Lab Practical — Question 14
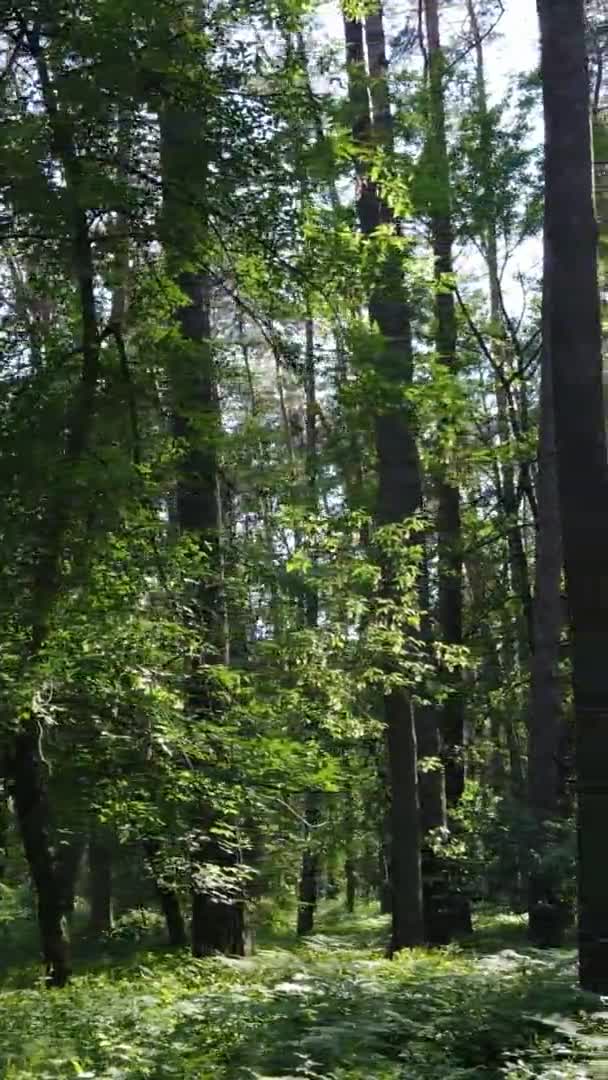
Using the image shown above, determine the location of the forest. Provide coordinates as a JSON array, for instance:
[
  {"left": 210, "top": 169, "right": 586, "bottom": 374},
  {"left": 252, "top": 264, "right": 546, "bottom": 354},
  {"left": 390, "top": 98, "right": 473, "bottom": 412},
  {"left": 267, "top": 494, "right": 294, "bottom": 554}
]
[{"left": 0, "top": 0, "right": 607, "bottom": 1076}]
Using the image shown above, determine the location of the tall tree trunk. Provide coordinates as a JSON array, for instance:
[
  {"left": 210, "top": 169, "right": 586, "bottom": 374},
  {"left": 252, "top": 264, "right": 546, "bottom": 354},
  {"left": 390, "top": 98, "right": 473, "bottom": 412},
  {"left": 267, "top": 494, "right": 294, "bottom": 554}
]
[
  {"left": 144, "top": 840, "right": 187, "bottom": 946},
  {"left": 9, "top": 27, "right": 103, "bottom": 987},
  {"left": 11, "top": 737, "right": 71, "bottom": 986},
  {"left": 467, "top": 0, "right": 533, "bottom": 669},
  {"left": 537, "top": 0, "right": 608, "bottom": 992},
  {"left": 344, "top": 9, "right": 424, "bottom": 951},
  {"left": 158, "top": 887, "right": 187, "bottom": 947},
  {"left": 423, "top": 0, "right": 465, "bottom": 810},
  {"left": 297, "top": 804, "right": 320, "bottom": 937},
  {"left": 160, "top": 103, "right": 245, "bottom": 958},
  {"left": 88, "top": 833, "right": 113, "bottom": 937},
  {"left": 528, "top": 268, "right": 568, "bottom": 946},
  {"left": 296, "top": 317, "right": 322, "bottom": 937},
  {"left": 0, "top": 781, "right": 8, "bottom": 880},
  {"left": 55, "top": 835, "right": 85, "bottom": 926},
  {"left": 420, "top": 0, "right": 471, "bottom": 940}
]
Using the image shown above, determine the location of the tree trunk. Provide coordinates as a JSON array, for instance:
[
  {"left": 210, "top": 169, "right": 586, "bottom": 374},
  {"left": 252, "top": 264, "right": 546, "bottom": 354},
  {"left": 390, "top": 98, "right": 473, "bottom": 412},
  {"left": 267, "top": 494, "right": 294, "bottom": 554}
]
[
  {"left": 144, "top": 840, "right": 187, "bottom": 946},
  {"left": 467, "top": 0, "right": 534, "bottom": 669},
  {"left": 160, "top": 104, "right": 245, "bottom": 958},
  {"left": 0, "top": 781, "right": 8, "bottom": 880},
  {"left": 417, "top": 558, "right": 455, "bottom": 942},
  {"left": 8, "top": 27, "right": 103, "bottom": 988},
  {"left": 296, "top": 316, "right": 322, "bottom": 938},
  {"left": 528, "top": 277, "right": 568, "bottom": 946},
  {"left": 297, "top": 830, "right": 319, "bottom": 936},
  {"left": 345, "top": 857, "right": 357, "bottom": 914},
  {"left": 537, "top": 0, "right": 608, "bottom": 992},
  {"left": 344, "top": 5, "right": 424, "bottom": 954},
  {"left": 88, "top": 834, "right": 113, "bottom": 937},
  {"left": 418, "top": 0, "right": 471, "bottom": 940},
  {"left": 11, "top": 732, "right": 70, "bottom": 987},
  {"left": 423, "top": 0, "right": 465, "bottom": 811},
  {"left": 55, "top": 835, "right": 85, "bottom": 925},
  {"left": 158, "top": 886, "right": 187, "bottom": 947}
]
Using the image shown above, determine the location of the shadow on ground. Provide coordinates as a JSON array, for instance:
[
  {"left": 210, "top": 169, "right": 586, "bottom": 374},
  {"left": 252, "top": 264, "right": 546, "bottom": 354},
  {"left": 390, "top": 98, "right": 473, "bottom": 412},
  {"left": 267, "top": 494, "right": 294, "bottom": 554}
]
[{"left": 0, "top": 903, "right": 599, "bottom": 1079}]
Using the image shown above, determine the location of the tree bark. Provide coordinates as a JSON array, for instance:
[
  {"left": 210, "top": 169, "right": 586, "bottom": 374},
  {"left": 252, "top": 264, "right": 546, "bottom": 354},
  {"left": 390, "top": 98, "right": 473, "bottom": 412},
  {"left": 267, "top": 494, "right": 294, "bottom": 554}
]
[
  {"left": 296, "top": 316, "right": 322, "bottom": 938},
  {"left": 423, "top": 0, "right": 465, "bottom": 810},
  {"left": 158, "top": 886, "right": 187, "bottom": 947},
  {"left": 344, "top": 9, "right": 425, "bottom": 951},
  {"left": 144, "top": 840, "right": 187, "bottom": 946},
  {"left": 0, "top": 781, "right": 8, "bottom": 880},
  {"left": 9, "top": 26, "right": 103, "bottom": 988},
  {"left": 11, "top": 734, "right": 70, "bottom": 987},
  {"left": 527, "top": 268, "right": 568, "bottom": 946},
  {"left": 88, "top": 834, "right": 113, "bottom": 937},
  {"left": 55, "top": 835, "right": 85, "bottom": 925},
  {"left": 160, "top": 104, "right": 245, "bottom": 958},
  {"left": 297, "top": 820, "right": 320, "bottom": 936},
  {"left": 345, "top": 856, "right": 357, "bottom": 914},
  {"left": 537, "top": 0, "right": 608, "bottom": 992},
  {"left": 466, "top": 0, "right": 534, "bottom": 670}
]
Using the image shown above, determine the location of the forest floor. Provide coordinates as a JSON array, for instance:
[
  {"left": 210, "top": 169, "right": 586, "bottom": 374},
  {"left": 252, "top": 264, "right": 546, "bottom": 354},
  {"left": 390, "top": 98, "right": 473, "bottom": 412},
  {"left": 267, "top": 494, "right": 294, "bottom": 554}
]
[{"left": 1, "top": 904, "right": 608, "bottom": 1079}]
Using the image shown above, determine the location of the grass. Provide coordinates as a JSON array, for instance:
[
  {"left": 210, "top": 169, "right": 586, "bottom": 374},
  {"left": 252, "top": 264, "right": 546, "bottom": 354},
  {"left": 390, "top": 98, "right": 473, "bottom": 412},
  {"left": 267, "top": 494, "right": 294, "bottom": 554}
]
[{"left": 0, "top": 902, "right": 604, "bottom": 1079}]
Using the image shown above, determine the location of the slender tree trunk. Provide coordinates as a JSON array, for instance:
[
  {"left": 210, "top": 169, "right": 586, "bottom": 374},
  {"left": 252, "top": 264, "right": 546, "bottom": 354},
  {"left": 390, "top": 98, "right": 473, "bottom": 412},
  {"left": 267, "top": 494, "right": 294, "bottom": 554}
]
[
  {"left": 344, "top": 9, "right": 424, "bottom": 951},
  {"left": 11, "top": 736, "right": 70, "bottom": 986},
  {"left": 160, "top": 104, "right": 245, "bottom": 958},
  {"left": 55, "top": 836, "right": 85, "bottom": 926},
  {"left": 344, "top": 782, "right": 357, "bottom": 914},
  {"left": 537, "top": 0, "right": 608, "bottom": 992},
  {"left": 144, "top": 840, "right": 187, "bottom": 946},
  {"left": 345, "top": 857, "right": 357, "bottom": 914},
  {"left": 88, "top": 834, "right": 113, "bottom": 937},
  {"left": 9, "top": 28, "right": 102, "bottom": 987},
  {"left": 0, "top": 780, "right": 8, "bottom": 880},
  {"left": 423, "top": 0, "right": 465, "bottom": 810},
  {"left": 297, "top": 804, "right": 320, "bottom": 937},
  {"left": 528, "top": 270, "right": 568, "bottom": 946},
  {"left": 419, "top": 0, "right": 471, "bottom": 940},
  {"left": 158, "top": 887, "right": 187, "bottom": 947},
  {"left": 296, "top": 316, "right": 322, "bottom": 937},
  {"left": 467, "top": 0, "right": 533, "bottom": 668}
]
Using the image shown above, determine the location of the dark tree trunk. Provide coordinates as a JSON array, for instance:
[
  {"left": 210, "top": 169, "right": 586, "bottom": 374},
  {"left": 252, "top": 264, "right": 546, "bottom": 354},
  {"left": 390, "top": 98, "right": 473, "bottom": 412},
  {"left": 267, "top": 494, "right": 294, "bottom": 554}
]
[
  {"left": 192, "top": 894, "right": 246, "bottom": 957},
  {"left": 344, "top": 786, "right": 357, "bottom": 914},
  {"left": 417, "top": 562, "right": 452, "bottom": 943},
  {"left": 423, "top": 0, "right": 465, "bottom": 810},
  {"left": 419, "top": 0, "right": 471, "bottom": 941},
  {"left": 344, "top": 6, "right": 424, "bottom": 953},
  {"left": 297, "top": 844, "right": 319, "bottom": 936},
  {"left": 296, "top": 317, "right": 322, "bottom": 938},
  {"left": 0, "top": 781, "right": 8, "bottom": 880},
  {"left": 144, "top": 840, "right": 187, "bottom": 946},
  {"left": 88, "top": 835, "right": 113, "bottom": 937},
  {"left": 528, "top": 274, "right": 569, "bottom": 946},
  {"left": 537, "top": 0, "right": 608, "bottom": 992},
  {"left": 467, "top": 0, "right": 534, "bottom": 667},
  {"left": 378, "top": 828, "right": 392, "bottom": 914},
  {"left": 160, "top": 105, "right": 245, "bottom": 959},
  {"left": 8, "top": 29, "right": 102, "bottom": 989},
  {"left": 55, "top": 835, "right": 85, "bottom": 924},
  {"left": 345, "top": 856, "right": 357, "bottom": 914},
  {"left": 11, "top": 731, "right": 70, "bottom": 988},
  {"left": 157, "top": 886, "right": 187, "bottom": 947}
]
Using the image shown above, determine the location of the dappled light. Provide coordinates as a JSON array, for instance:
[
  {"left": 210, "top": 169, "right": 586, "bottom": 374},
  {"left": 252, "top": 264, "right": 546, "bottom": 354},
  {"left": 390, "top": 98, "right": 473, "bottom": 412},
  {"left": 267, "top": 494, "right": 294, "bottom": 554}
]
[{"left": 0, "top": 0, "right": 606, "bottom": 1075}]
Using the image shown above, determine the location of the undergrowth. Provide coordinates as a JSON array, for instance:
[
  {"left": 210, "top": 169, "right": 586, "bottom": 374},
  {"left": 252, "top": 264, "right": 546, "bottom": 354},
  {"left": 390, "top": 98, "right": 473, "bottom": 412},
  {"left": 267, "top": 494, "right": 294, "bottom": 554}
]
[{"left": 0, "top": 905, "right": 600, "bottom": 1080}]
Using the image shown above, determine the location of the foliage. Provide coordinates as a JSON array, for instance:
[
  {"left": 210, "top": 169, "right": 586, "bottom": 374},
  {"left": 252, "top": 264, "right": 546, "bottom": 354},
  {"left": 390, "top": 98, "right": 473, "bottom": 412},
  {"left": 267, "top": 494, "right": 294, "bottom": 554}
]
[{"left": 0, "top": 907, "right": 597, "bottom": 1080}]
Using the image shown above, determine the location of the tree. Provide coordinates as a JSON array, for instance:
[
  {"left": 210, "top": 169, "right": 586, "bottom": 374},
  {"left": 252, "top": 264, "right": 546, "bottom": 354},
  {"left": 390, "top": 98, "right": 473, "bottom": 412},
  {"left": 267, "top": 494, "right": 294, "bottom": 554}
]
[
  {"left": 537, "top": 0, "right": 608, "bottom": 991},
  {"left": 423, "top": 0, "right": 465, "bottom": 812},
  {"left": 343, "top": 7, "right": 424, "bottom": 951}
]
